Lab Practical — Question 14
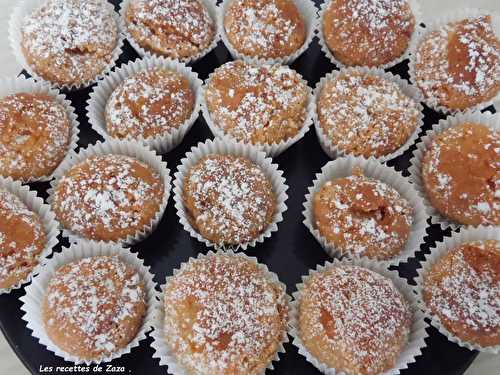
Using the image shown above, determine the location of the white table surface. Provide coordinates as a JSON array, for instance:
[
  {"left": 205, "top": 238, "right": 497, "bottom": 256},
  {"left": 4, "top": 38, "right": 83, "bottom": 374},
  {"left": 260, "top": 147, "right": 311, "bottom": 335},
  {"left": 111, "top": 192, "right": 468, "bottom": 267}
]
[{"left": 0, "top": 0, "right": 498, "bottom": 374}]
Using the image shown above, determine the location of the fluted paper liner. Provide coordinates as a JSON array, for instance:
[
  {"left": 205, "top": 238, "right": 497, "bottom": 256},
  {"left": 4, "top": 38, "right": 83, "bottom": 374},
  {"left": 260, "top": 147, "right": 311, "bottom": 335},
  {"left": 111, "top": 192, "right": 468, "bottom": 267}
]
[
  {"left": 312, "top": 67, "right": 424, "bottom": 162},
  {"left": 408, "top": 110, "right": 500, "bottom": 230},
  {"left": 19, "top": 241, "right": 160, "bottom": 364},
  {"left": 173, "top": 138, "right": 289, "bottom": 251},
  {"left": 9, "top": 0, "right": 124, "bottom": 91},
  {"left": 150, "top": 249, "right": 291, "bottom": 374},
  {"left": 415, "top": 226, "right": 500, "bottom": 353},
  {"left": 87, "top": 56, "right": 203, "bottom": 154},
  {"left": 47, "top": 140, "right": 171, "bottom": 246},
  {"left": 303, "top": 156, "right": 428, "bottom": 266},
  {"left": 219, "top": 0, "right": 318, "bottom": 65},
  {"left": 0, "top": 176, "right": 59, "bottom": 294},
  {"left": 290, "top": 258, "right": 428, "bottom": 375}
]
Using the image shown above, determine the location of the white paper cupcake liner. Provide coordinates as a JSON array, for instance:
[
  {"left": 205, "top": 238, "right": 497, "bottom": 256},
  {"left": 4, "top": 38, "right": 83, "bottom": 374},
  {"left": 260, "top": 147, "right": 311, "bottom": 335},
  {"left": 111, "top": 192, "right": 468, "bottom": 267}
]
[
  {"left": 317, "top": 0, "right": 423, "bottom": 70},
  {"left": 46, "top": 140, "right": 172, "bottom": 246},
  {"left": 290, "top": 258, "right": 428, "bottom": 375},
  {"left": 312, "top": 67, "right": 425, "bottom": 162},
  {"left": 19, "top": 241, "right": 160, "bottom": 364},
  {"left": 408, "top": 110, "right": 500, "bottom": 230},
  {"left": 218, "top": 0, "right": 318, "bottom": 65},
  {"left": 119, "top": 0, "right": 220, "bottom": 65},
  {"left": 150, "top": 249, "right": 291, "bottom": 374},
  {"left": 9, "top": 0, "right": 124, "bottom": 91},
  {"left": 302, "top": 156, "right": 428, "bottom": 266},
  {"left": 414, "top": 226, "right": 500, "bottom": 353},
  {"left": 201, "top": 65, "right": 314, "bottom": 157},
  {"left": 408, "top": 8, "right": 500, "bottom": 114},
  {"left": 0, "top": 176, "right": 59, "bottom": 295},
  {"left": 86, "top": 56, "right": 203, "bottom": 154},
  {"left": 0, "top": 76, "right": 80, "bottom": 183},
  {"left": 173, "top": 138, "right": 289, "bottom": 251}
]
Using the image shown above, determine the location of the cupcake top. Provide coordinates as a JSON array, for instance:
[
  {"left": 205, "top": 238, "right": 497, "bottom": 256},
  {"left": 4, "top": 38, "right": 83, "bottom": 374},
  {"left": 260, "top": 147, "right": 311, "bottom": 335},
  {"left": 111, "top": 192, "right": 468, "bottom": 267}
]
[
  {"left": 105, "top": 67, "right": 195, "bottom": 140},
  {"left": 125, "top": 0, "right": 216, "bottom": 60},
  {"left": 21, "top": 0, "right": 118, "bottom": 86},
  {"left": 182, "top": 154, "right": 276, "bottom": 246},
  {"left": 42, "top": 255, "right": 146, "bottom": 360},
  {"left": 0, "top": 93, "right": 71, "bottom": 181},
  {"left": 298, "top": 264, "right": 412, "bottom": 375},
  {"left": 0, "top": 188, "right": 46, "bottom": 290},
  {"left": 422, "top": 123, "right": 499, "bottom": 226},
  {"left": 317, "top": 70, "right": 420, "bottom": 158},
  {"left": 205, "top": 61, "right": 309, "bottom": 146},
  {"left": 322, "top": 0, "right": 416, "bottom": 67},
  {"left": 163, "top": 253, "right": 288, "bottom": 374},
  {"left": 423, "top": 240, "right": 500, "bottom": 348},
  {"left": 223, "top": 0, "right": 306, "bottom": 60},
  {"left": 313, "top": 167, "right": 413, "bottom": 260},
  {"left": 414, "top": 15, "right": 500, "bottom": 111},
  {"left": 52, "top": 154, "right": 164, "bottom": 242}
]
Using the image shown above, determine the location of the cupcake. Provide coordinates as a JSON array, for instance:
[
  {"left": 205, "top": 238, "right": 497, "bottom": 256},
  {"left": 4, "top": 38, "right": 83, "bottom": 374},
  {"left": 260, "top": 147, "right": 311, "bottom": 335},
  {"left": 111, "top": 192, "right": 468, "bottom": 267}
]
[
  {"left": 313, "top": 166, "right": 413, "bottom": 261},
  {"left": 321, "top": 0, "right": 417, "bottom": 67},
  {"left": 422, "top": 240, "right": 500, "bottom": 348},
  {"left": 51, "top": 154, "right": 165, "bottom": 242},
  {"left": 421, "top": 123, "right": 499, "bottom": 226},
  {"left": 0, "top": 188, "right": 47, "bottom": 290},
  {"left": 295, "top": 263, "right": 412, "bottom": 375},
  {"left": 124, "top": 0, "right": 216, "bottom": 61},
  {"left": 20, "top": 0, "right": 119, "bottom": 87},
  {"left": 315, "top": 69, "right": 421, "bottom": 160},
  {"left": 204, "top": 60, "right": 310, "bottom": 153},
  {"left": 412, "top": 15, "right": 500, "bottom": 112},
  {"left": 0, "top": 93, "right": 71, "bottom": 181},
  {"left": 223, "top": 0, "right": 306, "bottom": 61},
  {"left": 162, "top": 252, "right": 289, "bottom": 374},
  {"left": 42, "top": 255, "right": 147, "bottom": 360},
  {"left": 182, "top": 154, "right": 276, "bottom": 246},
  {"left": 105, "top": 67, "right": 195, "bottom": 140}
]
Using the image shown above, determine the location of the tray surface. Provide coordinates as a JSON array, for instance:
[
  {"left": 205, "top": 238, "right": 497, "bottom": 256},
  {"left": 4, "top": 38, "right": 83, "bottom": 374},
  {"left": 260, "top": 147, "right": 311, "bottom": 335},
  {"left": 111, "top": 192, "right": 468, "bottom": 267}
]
[{"left": 0, "top": 0, "right": 493, "bottom": 374}]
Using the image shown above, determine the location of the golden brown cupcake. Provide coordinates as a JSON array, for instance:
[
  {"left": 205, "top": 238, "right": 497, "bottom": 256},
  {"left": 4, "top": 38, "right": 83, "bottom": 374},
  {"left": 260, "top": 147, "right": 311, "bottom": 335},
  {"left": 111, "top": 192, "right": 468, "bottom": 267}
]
[
  {"left": 313, "top": 167, "right": 413, "bottom": 260},
  {"left": 205, "top": 61, "right": 309, "bottom": 146},
  {"left": 125, "top": 0, "right": 216, "bottom": 60},
  {"left": 422, "top": 240, "right": 500, "bottom": 348},
  {"left": 163, "top": 253, "right": 289, "bottom": 374},
  {"left": 421, "top": 123, "right": 499, "bottom": 226},
  {"left": 182, "top": 154, "right": 275, "bottom": 246},
  {"left": 0, "top": 93, "right": 71, "bottom": 181},
  {"left": 51, "top": 154, "right": 164, "bottom": 242},
  {"left": 414, "top": 16, "right": 500, "bottom": 111},
  {"left": 105, "top": 68, "right": 195, "bottom": 140},
  {"left": 0, "top": 188, "right": 46, "bottom": 290},
  {"left": 21, "top": 0, "right": 119, "bottom": 86},
  {"left": 224, "top": 0, "right": 306, "bottom": 60},
  {"left": 298, "top": 264, "right": 412, "bottom": 375},
  {"left": 322, "top": 0, "right": 416, "bottom": 67},
  {"left": 42, "top": 255, "right": 146, "bottom": 359},
  {"left": 317, "top": 70, "right": 420, "bottom": 158}
]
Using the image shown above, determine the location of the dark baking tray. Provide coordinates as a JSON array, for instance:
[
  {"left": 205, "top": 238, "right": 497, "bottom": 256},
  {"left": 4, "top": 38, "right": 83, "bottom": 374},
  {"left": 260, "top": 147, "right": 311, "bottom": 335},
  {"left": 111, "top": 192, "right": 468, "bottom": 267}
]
[{"left": 0, "top": 1, "right": 494, "bottom": 374}]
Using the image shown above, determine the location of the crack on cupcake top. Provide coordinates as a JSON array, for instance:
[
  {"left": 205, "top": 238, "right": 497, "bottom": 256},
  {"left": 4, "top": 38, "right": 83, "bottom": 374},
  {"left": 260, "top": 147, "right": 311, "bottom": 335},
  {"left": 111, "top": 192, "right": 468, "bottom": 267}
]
[
  {"left": 422, "top": 123, "right": 499, "bottom": 226},
  {"left": 318, "top": 71, "right": 420, "bottom": 158},
  {"left": 415, "top": 15, "right": 500, "bottom": 110},
  {"left": 105, "top": 67, "right": 195, "bottom": 140},
  {"left": 299, "top": 265, "right": 411, "bottom": 375},
  {"left": 0, "top": 188, "right": 46, "bottom": 289},
  {"left": 205, "top": 61, "right": 308, "bottom": 145},
  {"left": 42, "top": 255, "right": 146, "bottom": 359},
  {"left": 0, "top": 93, "right": 71, "bottom": 181},
  {"left": 163, "top": 253, "right": 288, "bottom": 374},
  {"left": 21, "top": 0, "right": 118, "bottom": 85},
  {"left": 183, "top": 154, "right": 276, "bottom": 246}
]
